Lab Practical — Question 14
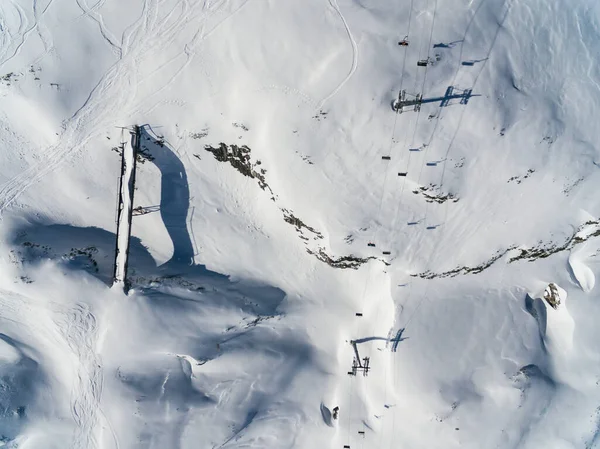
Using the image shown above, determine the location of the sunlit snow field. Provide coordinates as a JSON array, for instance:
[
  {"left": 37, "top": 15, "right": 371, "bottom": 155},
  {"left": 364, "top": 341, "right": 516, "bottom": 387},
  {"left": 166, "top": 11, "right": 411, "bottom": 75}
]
[{"left": 0, "top": 0, "right": 600, "bottom": 448}]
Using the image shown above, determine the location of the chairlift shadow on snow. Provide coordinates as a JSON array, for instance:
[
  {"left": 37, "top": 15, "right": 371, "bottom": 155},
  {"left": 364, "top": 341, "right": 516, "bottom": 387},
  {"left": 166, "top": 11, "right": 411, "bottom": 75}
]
[
  {"left": 433, "top": 40, "right": 463, "bottom": 49},
  {"left": 461, "top": 58, "right": 488, "bottom": 66},
  {"left": 138, "top": 125, "right": 287, "bottom": 315},
  {"left": 139, "top": 125, "right": 195, "bottom": 268},
  {"left": 7, "top": 129, "right": 311, "bottom": 449},
  {"left": 353, "top": 328, "right": 408, "bottom": 351},
  {"left": 9, "top": 126, "right": 286, "bottom": 317}
]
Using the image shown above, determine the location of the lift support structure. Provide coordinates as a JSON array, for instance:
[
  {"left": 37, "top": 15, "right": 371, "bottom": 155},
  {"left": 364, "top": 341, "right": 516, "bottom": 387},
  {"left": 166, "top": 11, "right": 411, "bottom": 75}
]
[
  {"left": 349, "top": 340, "right": 370, "bottom": 376},
  {"left": 393, "top": 89, "right": 422, "bottom": 113}
]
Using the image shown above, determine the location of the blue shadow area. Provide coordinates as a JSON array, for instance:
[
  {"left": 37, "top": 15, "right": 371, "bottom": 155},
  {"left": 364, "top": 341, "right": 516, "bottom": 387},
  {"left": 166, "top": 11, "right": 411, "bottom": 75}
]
[
  {"left": 140, "top": 126, "right": 194, "bottom": 267},
  {"left": 9, "top": 124, "right": 287, "bottom": 316}
]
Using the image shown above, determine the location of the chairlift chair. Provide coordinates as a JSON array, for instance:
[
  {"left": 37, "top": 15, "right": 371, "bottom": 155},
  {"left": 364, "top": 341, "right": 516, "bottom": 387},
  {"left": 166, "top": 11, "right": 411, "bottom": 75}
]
[
  {"left": 417, "top": 59, "right": 429, "bottom": 67},
  {"left": 398, "top": 39, "right": 409, "bottom": 46}
]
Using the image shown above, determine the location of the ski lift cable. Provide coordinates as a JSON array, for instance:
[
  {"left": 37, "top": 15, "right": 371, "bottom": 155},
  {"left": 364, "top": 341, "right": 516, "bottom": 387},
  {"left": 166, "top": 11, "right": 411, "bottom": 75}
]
[
  {"left": 346, "top": 374, "right": 355, "bottom": 449},
  {"left": 389, "top": 0, "right": 442, "bottom": 338},
  {"left": 412, "top": 0, "right": 495, "bottom": 199},
  {"left": 400, "top": 0, "right": 512, "bottom": 333},
  {"left": 376, "top": 0, "right": 421, "bottom": 247},
  {"left": 390, "top": 0, "right": 419, "bottom": 203},
  {"left": 358, "top": 0, "right": 418, "bottom": 443},
  {"left": 362, "top": 0, "right": 417, "bottom": 307},
  {"left": 345, "top": 84, "right": 399, "bottom": 449},
  {"left": 413, "top": 0, "right": 489, "bottom": 175},
  {"left": 345, "top": 0, "right": 418, "bottom": 444},
  {"left": 419, "top": 0, "right": 438, "bottom": 96},
  {"left": 411, "top": 0, "right": 439, "bottom": 192},
  {"left": 375, "top": 0, "right": 424, "bottom": 238},
  {"left": 358, "top": 1, "right": 437, "bottom": 446},
  {"left": 424, "top": 0, "right": 509, "bottom": 233},
  {"left": 387, "top": 0, "right": 439, "bottom": 234},
  {"left": 347, "top": 0, "right": 435, "bottom": 442},
  {"left": 436, "top": 1, "right": 510, "bottom": 195},
  {"left": 384, "top": 0, "right": 437, "bottom": 243},
  {"left": 409, "top": 0, "right": 489, "bottom": 231},
  {"left": 383, "top": 1, "right": 494, "bottom": 443},
  {"left": 398, "top": 0, "right": 415, "bottom": 93},
  {"left": 402, "top": 0, "right": 495, "bottom": 330}
]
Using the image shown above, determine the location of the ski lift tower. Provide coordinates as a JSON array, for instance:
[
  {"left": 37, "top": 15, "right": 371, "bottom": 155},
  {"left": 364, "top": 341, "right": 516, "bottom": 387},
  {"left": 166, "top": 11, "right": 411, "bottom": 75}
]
[
  {"left": 393, "top": 89, "right": 422, "bottom": 114},
  {"left": 348, "top": 340, "right": 370, "bottom": 376}
]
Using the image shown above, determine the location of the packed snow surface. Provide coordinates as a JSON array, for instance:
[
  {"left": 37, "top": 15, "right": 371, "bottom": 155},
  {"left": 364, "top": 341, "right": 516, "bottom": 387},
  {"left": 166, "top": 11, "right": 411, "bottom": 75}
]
[{"left": 1, "top": 0, "right": 600, "bottom": 448}]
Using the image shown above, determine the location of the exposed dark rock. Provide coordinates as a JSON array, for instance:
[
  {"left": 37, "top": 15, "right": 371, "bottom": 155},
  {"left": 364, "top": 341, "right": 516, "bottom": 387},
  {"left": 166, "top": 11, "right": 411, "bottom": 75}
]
[
  {"left": 312, "top": 110, "right": 328, "bottom": 121},
  {"left": 190, "top": 128, "right": 209, "bottom": 139},
  {"left": 507, "top": 169, "right": 535, "bottom": 184},
  {"left": 412, "top": 219, "right": 600, "bottom": 279},
  {"left": 232, "top": 122, "right": 249, "bottom": 131},
  {"left": 204, "top": 143, "right": 272, "bottom": 193},
  {"left": 282, "top": 209, "right": 323, "bottom": 239},
  {"left": 307, "top": 248, "right": 374, "bottom": 269},
  {"left": 1, "top": 72, "right": 18, "bottom": 84},
  {"left": 413, "top": 249, "right": 505, "bottom": 279},
  {"left": 204, "top": 142, "right": 376, "bottom": 269},
  {"left": 543, "top": 283, "right": 561, "bottom": 309},
  {"left": 413, "top": 184, "right": 459, "bottom": 204}
]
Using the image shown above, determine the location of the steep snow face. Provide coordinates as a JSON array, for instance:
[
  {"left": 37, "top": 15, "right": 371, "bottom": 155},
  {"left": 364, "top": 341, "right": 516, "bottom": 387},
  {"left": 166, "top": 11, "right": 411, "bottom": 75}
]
[{"left": 1, "top": 0, "right": 600, "bottom": 448}]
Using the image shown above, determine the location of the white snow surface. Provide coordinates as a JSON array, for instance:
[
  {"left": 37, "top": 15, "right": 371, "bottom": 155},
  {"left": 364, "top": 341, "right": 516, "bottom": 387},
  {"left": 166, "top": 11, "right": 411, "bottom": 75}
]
[{"left": 0, "top": 0, "right": 600, "bottom": 448}]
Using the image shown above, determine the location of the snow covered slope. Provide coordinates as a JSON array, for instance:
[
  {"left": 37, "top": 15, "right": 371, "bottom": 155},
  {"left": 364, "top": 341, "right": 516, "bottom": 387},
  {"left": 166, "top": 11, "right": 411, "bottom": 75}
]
[{"left": 1, "top": 0, "right": 600, "bottom": 448}]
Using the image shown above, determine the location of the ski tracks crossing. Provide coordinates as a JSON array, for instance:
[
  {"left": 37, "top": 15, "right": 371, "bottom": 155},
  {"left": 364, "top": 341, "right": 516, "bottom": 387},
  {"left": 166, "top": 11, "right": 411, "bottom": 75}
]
[
  {"left": 0, "top": 0, "right": 237, "bottom": 215},
  {"left": 52, "top": 299, "right": 120, "bottom": 449},
  {"left": 55, "top": 302, "right": 103, "bottom": 449},
  {"left": 0, "top": 286, "right": 115, "bottom": 449},
  {"left": 74, "top": 0, "right": 122, "bottom": 56}
]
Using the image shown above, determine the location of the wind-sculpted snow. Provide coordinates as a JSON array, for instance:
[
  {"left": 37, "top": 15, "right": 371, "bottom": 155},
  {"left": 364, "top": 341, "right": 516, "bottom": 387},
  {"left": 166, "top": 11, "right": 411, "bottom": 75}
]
[{"left": 1, "top": 0, "right": 600, "bottom": 448}]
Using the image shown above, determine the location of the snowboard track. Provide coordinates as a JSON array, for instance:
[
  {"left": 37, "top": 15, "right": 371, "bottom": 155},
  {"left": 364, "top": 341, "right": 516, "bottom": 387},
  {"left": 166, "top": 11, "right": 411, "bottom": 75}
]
[{"left": 0, "top": 0, "right": 245, "bottom": 215}]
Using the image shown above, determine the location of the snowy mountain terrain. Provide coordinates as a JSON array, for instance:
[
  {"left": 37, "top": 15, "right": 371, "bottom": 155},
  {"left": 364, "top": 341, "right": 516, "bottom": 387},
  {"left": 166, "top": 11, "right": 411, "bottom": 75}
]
[{"left": 1, "top": 0, "right": 600, "bottom": 447}]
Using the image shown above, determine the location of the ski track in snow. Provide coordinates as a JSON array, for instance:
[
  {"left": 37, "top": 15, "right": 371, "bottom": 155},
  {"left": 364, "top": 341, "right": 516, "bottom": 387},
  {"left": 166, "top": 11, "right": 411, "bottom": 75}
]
[
  {"left": 33, "top": 1, "right": 55, "bottom": 61},
  {"left": 317, "top": 0, "right": 358, "bottom": 109},
  {"left": 59, "top": 303, "right": 102, "bottom": 449},
  {"left": 398, "top": 0, "right": 510, "bottom": 267},
  {"left": 1, "top": 1, "right": 600, "bottom": 447},
  {"left": 74, "top": 0, "right": 122, "bottom": 56},
  {"left": 55, "top": 301, "right": 119, "bottom": 449},
  {"left": 0, "top": 286, "right": 118, "bottom": 449},
  {"left": 0, "top": 0, "right": 57, "bottom": 68},
  {"left": 0, "top": 0, "right": 239, "bottom": 214},
  {"left": 0, "top": 0, "right": 30, "bottom": 66}
]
